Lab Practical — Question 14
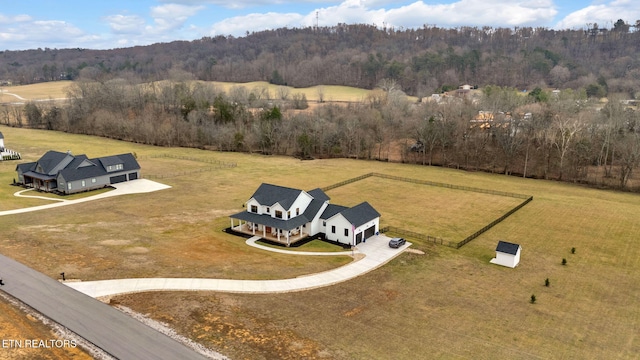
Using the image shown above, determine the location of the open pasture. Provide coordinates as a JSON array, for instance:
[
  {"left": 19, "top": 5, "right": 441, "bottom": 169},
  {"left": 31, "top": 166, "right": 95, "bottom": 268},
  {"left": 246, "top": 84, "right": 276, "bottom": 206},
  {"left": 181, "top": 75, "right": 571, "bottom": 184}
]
[
  {"left": 0, "top": 125, "right": 639, "bottom": 359},
  {"left": 0, "top": 81, "right": 72, "bottom": 101}
]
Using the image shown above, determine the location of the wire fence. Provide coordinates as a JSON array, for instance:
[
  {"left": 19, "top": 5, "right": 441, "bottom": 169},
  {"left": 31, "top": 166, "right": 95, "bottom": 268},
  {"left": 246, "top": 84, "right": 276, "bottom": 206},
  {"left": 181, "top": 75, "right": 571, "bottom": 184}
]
[
  {"left": 141, "top": 153, "right": 237, "bottom": 179},
  {"left": 324, "top": 172, "right": 533, "bottom": 248}
]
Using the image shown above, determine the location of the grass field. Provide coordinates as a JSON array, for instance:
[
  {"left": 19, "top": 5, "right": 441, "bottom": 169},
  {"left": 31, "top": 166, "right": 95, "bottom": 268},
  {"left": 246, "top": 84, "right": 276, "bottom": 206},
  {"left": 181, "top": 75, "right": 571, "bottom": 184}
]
[
  {"left": 0, "top": 80, "right": 418, "bottom": 104},
  {"left": 1, "top": 125, "right": 639, "bottom": 359}
]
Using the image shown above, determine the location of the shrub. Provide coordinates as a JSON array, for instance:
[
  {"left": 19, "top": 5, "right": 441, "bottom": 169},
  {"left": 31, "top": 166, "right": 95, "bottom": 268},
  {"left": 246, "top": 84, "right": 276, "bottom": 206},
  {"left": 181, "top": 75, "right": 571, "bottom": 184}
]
[
  {"left": 562, "top": 258, "right": 567, "bottom": 265},
  {"left": 530, "top": 294, "right": 536, "bottom": 304},
  {"left": 545, "top": 278, "right": 550, "bottom": 287}
]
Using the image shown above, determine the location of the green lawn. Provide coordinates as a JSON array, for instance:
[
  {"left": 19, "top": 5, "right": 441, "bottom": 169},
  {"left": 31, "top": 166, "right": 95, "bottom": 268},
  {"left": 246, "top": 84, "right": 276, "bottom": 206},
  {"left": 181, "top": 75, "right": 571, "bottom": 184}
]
[{"left": 1, "top": 125, "right": 639, "bottom": 359}]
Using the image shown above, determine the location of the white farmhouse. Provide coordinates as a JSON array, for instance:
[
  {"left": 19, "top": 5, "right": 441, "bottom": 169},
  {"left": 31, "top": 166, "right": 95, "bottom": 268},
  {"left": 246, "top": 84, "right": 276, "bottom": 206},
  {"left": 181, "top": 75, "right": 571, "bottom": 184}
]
[
  {"left": 490, "top": 241, "right": 521, "bottom": 268},
  {"left": 230, "top": 183, "right": 380, "bottom": 247}
]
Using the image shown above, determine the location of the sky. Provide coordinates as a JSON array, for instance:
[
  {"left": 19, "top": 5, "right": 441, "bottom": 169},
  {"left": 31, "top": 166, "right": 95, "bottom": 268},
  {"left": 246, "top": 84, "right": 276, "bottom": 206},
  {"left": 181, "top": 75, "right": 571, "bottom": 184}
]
[{"left": 0, "top": 0, "right": 639, "bottom": 51}]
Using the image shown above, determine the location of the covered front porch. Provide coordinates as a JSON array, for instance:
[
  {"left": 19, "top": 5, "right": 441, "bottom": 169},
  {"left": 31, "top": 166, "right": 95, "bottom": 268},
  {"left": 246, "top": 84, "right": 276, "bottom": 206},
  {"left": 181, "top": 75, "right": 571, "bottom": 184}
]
[
  {"left": 230, "top": 218, "right": 309, "bottom": 246},
  {"left": 22, "top": 171, "right": 57, "bottom": 192}
]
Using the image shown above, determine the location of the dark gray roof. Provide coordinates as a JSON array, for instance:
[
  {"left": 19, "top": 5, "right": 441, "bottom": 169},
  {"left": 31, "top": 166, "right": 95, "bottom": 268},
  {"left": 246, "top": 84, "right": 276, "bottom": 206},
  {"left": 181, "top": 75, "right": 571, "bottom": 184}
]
[
  {"left": 307, "top": 188, "right": 330, "bottom": 202},
  {"left": 16, "top": 161, "right": 36, "bottom": 173},
  {"left": 340, "top": 202, "right": 381, "bottom": 227},
  {"left": 0, "top": 131, "right": 4, "bottom": 139},
  {"left": 230, "top": 211, "right": 310, "bottom": 231},
  {"left": 250, "top": 183, "right": 304, "bottom": 210},
  {"left": 59, "top": 153, "right": 140, "bottom": 182},
  {"left": 99, "top": 155, "right": 124, "bottom": 167},
  {"left": 320, "top": 204, "right": 349, "bottom": 220},
  {"left": 36, "top": 150, "right": 71, "bottom": 175},
  {"left": 303, "top": 198, "right": 326, "bottom": 221},
  {"left": 496, "top": 241, "right": 520, "bottom": 255}
]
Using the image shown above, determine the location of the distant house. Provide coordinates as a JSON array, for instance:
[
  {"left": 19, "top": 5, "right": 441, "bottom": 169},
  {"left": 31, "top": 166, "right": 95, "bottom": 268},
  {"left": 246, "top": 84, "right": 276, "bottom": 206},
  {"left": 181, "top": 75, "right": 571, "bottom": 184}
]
[
  {"left": 16, "top": 150, "right": 140, "bottom": 194},
  {"left": 490, "top": 241, "right": 521, "bottom": 268},
  {"left": 0, "top": 132, "right": 4, "bottom": 149},
  {"left": 230, "top": 183, "right": 380, "bottom": 246}
]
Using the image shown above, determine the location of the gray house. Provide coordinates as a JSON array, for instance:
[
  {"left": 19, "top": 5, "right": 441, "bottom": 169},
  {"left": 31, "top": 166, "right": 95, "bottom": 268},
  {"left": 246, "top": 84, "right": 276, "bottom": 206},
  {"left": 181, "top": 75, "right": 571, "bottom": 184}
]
[{"left": 16, "top": 150, "right": 140, "bottom": 194}]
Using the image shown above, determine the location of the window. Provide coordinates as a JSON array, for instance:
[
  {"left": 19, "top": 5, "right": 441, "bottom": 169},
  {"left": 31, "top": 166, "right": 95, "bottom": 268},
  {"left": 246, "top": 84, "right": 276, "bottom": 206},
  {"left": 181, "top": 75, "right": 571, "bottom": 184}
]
[
  {"left": 67, "top": 183, "right": 72, "bottom": 190},
  {"left": 81, "top": 180, "right": 86, "bottom": 187},
  {"left": 323, "top": 221, "right": 326, "bottom": 226},
  {"left": 251, "top": 205, "right": 258, "bottom": 213},
  {"left": 91, "top": 178, "right": 96, "bottom": 183},
  {"left": 266, "top": 207, "right": 270, "bottom": 213},
  {"left": 331, "top": 225, "right": 336, "bottom": 234},
  {"left": 296, "top": 208, "right": 300, "bottom": 215},
  {"left": 287, "top": 211, "right": 291, "bottom": 218},
  {"left": 344, "top": 228, "right": 349, "bottom": 236},
  {"left": 275, "top": 210, "right": 283, "bottom": 219}
]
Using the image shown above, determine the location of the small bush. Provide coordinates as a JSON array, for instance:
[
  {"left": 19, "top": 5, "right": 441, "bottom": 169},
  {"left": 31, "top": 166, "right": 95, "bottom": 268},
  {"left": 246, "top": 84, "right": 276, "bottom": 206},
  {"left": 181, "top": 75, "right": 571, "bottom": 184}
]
[
  {"left": 545, "top": 278, "right": 550, "bottom": 287},
  {"left": 562, "top": 258, "right": 567, "bottom": 265},
  {"left": 571, "top": 247, "right": 576, "bottom": 254},
  {"left": 530, "top": 294, "right": 536, "bottom": 304}
]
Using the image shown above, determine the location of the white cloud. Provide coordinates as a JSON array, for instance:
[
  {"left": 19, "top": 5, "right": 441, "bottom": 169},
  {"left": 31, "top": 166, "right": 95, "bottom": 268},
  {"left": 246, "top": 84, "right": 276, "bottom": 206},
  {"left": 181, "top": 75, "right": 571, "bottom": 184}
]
[
  {"left": 105, "top": 14, "right": 146, "bottom": 34},
  {"left": 211, "top": 12, "right": 305, "bottom": 35},
  {"left": 210, "top": 0, "right": 559, "bottom": 37},
  {"left": 149, "top": 4, "right": 205, "bottom": 32},
  {"left": 555, "top": 0, "right": 639, "bottom": 30}
]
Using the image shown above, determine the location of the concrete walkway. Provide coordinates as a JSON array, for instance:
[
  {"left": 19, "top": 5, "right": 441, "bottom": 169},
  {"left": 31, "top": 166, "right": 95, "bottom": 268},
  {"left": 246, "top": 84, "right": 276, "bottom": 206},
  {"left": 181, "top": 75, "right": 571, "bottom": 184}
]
[
  {"left": 65, "top": 235, "right": 411, "bottom": 298},
  {"left": 0, "top": 179, "right": 171, "bottom": 216}
]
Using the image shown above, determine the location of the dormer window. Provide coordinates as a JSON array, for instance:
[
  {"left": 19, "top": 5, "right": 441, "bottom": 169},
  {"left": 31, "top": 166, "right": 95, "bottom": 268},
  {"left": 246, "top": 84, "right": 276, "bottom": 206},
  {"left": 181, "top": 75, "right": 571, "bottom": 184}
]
[
  {"left": 251, "top": 205, "right": 258, "bottom": 213},
  {"left": 275, "top": 210, "right": 283, "bottom": 219},
  {"left": 107, "top": 163, "right": 124, "bottom": 172},
  {"left": 266, "top": 207, "right": 270, "bottom": 213},
  {"left": 287, "top": 211, "right": 291, "bottom": 218}
]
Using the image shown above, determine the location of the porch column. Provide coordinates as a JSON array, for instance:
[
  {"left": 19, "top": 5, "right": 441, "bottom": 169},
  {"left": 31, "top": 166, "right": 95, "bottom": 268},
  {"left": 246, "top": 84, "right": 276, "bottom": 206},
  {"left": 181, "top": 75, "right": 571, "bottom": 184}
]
[
  {"left": 263, "top": 226, "right": 266, "bottom": 237},
  {"left": 230, "top": 218, "right": 234, "bottom": 230},
  {"left": 252, "top": 223, "right": 256, "bottom": 235},
  {"left": 277, "top": 229, "right": 281, "bottom": 242}
]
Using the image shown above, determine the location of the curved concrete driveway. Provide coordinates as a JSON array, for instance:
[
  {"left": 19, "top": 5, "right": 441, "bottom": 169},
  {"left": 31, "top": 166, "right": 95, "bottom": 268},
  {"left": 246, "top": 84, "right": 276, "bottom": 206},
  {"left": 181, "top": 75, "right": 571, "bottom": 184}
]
[
  {"left": 66, "top": 235, "right": 411, "bottom": 298},
  {"left": 0, "top": 179, "right": 171, "bottom": 216}
]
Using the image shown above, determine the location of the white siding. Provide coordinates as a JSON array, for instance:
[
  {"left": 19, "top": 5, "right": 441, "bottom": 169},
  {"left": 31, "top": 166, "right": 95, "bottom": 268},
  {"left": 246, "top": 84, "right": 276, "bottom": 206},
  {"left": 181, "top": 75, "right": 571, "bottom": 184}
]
[
  {"left": 325, "top": 215, "right": 353, "bottom": 245},
  {"left": 308, "top": 202, "right": 328, "bottom": 235}
]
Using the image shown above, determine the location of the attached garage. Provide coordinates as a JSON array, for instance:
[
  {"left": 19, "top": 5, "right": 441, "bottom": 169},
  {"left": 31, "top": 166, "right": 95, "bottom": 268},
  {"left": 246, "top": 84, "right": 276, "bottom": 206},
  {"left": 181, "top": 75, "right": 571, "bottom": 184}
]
[
  {"left": 363, "top": 225, "right": 376, "bottom": 239},
  {"left": 128, "top": 172, "right": 138, "bottom": 180},
  {"left": 110, "top": 174, "right": 127, "bottom": 184}
]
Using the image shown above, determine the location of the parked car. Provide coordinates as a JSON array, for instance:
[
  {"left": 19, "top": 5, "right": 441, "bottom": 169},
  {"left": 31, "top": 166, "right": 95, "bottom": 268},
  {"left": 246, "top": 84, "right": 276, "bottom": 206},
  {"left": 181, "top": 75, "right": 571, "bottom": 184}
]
[{"left": 388, "top": 237, "right": 406, "bottom": 248}]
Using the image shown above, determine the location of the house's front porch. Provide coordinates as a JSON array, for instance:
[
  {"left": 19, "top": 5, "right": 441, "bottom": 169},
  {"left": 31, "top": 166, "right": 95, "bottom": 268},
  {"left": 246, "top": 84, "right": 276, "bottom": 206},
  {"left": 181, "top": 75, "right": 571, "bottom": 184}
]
[{"left": 230, "top": 220, "right": 309, "bottom": 246}]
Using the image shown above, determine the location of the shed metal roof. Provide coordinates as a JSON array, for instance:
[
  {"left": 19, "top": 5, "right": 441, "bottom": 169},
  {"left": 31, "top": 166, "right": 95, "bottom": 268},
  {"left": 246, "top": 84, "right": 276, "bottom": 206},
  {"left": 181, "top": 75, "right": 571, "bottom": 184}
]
[{"left": 496, "top": 241, "right": 520, "bottom": 255}]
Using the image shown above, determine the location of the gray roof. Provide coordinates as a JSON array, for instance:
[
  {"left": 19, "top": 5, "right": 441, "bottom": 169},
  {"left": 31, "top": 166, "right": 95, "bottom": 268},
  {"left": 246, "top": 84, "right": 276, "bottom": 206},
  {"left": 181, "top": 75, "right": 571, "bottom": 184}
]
[
  {"left": 496, "top": 241, "right": 520, "bottom": 255},
  {"left": 230, "top": 211, "right": 310, "bottom": 231},
  {"left": 320, "top": 204, "right": 349, "bottom": 220},
  {"left": 0, "top": 131, "right": 4, "bottom": 139},
  {"left": 37, "top": 150, "right": 71, "bottom": 175},
  {"left": 250, "top": 183, "right": 304, "bottom": 210},
  {"left": 59, "top": 153, "right": 139, "bottom": 182},
  {"left": 307, "top": 188, "right": 330, "bottom": 202},
  {"left": 340, "top": 202, "right": 381, "bottom": 227}
]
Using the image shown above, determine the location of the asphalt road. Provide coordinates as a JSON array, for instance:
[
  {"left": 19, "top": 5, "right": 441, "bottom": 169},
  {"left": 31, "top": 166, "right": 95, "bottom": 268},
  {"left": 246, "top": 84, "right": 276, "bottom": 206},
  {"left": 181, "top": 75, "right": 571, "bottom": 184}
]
[{"left": 0, "top": 253, "right": 208, "bottom": 360}]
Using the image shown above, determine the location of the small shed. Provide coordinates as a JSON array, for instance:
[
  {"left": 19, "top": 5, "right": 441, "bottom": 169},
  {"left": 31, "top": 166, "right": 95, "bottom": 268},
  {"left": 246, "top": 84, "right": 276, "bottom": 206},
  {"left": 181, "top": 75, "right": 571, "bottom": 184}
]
[{"left": 490, "top": 241, "right": 521, "bottom": 268}]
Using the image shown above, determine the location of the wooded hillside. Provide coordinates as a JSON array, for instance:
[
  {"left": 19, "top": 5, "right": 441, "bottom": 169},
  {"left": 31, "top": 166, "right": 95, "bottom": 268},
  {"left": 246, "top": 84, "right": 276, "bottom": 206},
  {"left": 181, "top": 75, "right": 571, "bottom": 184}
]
[{"left": 2, "top": 23, "right": 640, "bottom": 98}]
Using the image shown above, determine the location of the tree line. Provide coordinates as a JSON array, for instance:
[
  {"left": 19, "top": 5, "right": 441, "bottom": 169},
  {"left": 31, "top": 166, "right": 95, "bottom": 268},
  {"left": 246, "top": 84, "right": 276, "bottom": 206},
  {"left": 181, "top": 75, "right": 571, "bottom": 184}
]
[
  {"left": 2, "top": 22, "right": 640, "bottom": 98},
  {"left": 2, "top": 78, "right": 639, "bottom": 191}
]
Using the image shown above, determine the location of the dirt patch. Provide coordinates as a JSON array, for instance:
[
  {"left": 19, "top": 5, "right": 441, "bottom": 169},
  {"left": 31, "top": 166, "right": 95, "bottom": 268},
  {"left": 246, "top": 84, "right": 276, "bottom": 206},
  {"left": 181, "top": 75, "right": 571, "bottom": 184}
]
[
  {"left": 405, "top": 248, "right": 425, "bottom": 255},
  {"left": 124, "top": 247, "right": 149, "bottom": 254},
  {"left": 100, "top": 239, "right": 131, "bottom": 246}
]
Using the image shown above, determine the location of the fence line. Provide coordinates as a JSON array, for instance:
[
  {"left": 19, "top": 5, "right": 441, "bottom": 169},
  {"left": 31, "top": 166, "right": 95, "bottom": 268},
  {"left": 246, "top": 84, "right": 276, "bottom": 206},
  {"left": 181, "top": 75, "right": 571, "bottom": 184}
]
[
  {"left": 324, "top": 172, "right": 533, "bottom": 249},
  {"left": 141, "top": 153, "right": 237, "bottom": 179}
]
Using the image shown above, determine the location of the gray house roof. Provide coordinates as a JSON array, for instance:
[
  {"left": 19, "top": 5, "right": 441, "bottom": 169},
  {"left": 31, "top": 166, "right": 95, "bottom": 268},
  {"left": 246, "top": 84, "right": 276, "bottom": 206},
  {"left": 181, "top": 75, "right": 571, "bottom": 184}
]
[
  {"left": 496, "top": 241, "right": 520, "bottom": 255},
  {"left": 250, "top": 183, "right": 304, "bottom": 210},
  {"left": 340, "top": 202, "right": 381, "bottom": 227},
  {"left": 0, "top": 131, "right": 4, "bottom": 139},
  {"left": 320, "top": 204, "right": 349, "bottom": 220},
  {"left": 59, "top": 153, "right": 139, "bottom": 182},
  {"left": 36, "top": 151, "right": 72, "bottom": 175},
  {"left": 230, "top": 211, "right": 311, "bottom": 231}
]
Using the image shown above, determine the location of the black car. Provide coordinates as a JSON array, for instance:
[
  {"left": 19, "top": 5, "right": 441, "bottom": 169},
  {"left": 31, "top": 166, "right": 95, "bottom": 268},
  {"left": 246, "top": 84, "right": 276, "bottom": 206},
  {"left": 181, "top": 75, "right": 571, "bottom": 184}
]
[{"left": 388, "top": 237, "right": 406, "bottom": 248}]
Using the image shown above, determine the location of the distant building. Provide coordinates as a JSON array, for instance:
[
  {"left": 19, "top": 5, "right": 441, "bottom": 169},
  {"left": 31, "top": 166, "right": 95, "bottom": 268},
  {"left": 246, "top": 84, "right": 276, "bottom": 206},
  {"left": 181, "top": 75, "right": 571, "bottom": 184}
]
[
  {"left": 490, "top": 241, "right": 521, "bottom": 268},
  {"left": 16, "top": 150, "right": 140, "bottom": 194},
  {"left": 0, "top": 132, "right": 21, "bottom": 161}
]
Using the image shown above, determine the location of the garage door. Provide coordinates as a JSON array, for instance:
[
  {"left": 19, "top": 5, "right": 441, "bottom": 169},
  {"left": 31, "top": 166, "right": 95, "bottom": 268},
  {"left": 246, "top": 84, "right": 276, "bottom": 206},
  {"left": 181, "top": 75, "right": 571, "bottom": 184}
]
[
  {"left": 364, "top": 225, "right": 376, "bottom": 239},
  {"left": 110, "top": 174, "right": 127, "bottom": 184},
  {"left": 355, "top": 232, "right": 363, "bottom": 244},
  {"left": 128, "top": 172, "right": 138, "bottom": 180}
]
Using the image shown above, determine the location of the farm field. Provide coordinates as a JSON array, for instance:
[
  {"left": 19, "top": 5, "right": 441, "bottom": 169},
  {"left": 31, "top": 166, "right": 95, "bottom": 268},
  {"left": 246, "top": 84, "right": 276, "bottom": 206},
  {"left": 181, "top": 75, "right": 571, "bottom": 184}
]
[
  {"left": 0, "top": 79, "right": 418, "bottom": 104},
  {"left": 0, "top": 125, "right": 639, "bottom": 359}
]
